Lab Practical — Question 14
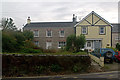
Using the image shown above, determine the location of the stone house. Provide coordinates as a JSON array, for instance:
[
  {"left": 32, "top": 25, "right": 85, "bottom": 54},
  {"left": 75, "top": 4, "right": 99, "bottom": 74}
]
[
  {"left": 23, "top": 15, "right": 77, "bottom": 49},
  {"left": 112, "top": 23, "right": 120, "bottom": 48}
]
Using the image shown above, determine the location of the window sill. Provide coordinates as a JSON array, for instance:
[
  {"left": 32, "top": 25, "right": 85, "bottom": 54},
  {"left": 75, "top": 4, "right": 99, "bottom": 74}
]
[
  {"left": 59, "top": 36, "right": 65, "bottom": 37},
  {"left": 58, "top": 47, "right": 61, "bottom": 48},
  {"left": 46, "top": 36, "right": 52, "bottom": 38},
  {"left": 34, "top": 36, "right": 39, "bottom": 37}
]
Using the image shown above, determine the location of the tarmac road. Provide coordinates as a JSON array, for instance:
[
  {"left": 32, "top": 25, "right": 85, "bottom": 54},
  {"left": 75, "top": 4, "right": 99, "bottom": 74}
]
[{"left": 2, "top": 71, "right": 120, "bottom": 80}]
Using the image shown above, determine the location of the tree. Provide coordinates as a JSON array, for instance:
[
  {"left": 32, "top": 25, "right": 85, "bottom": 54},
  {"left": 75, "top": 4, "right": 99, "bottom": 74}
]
[
  {"left": 66, "top": 34, "right": 86, "bottom": 52},
  {"left": 22, "top": 30, "right": 34, "bottom": 40},
  {"left": 1, "top": 18, "right": 17, "bottom": 31},
  {"left": 2, "top": 31, "right": 17, "bottom": 52}
]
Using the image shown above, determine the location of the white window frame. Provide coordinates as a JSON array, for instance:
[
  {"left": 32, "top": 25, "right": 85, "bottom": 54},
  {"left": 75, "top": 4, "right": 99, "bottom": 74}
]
[
  {"left": 115, "top": 36, "right": 120, "bottom": 40},
  {"left": 82, "top": 27, "right": 87, "bottom": 34},
  {"left": 99, "top": 27, "right": 105, "bottom": 34},
  {"left": 46, "top": 30, "right": 52, "bottom": 37},
  {"left": 34, "top": 41, "right": 39, "bottom": 46},
  {"left": 33, "top": 30, "right": 39, "bottom": 37},
  {"left": 59, "top": 30, "right": 65, "bottom": 37},
  {"left": 58, "top": 42, "right": 66, "bottom": 48}
]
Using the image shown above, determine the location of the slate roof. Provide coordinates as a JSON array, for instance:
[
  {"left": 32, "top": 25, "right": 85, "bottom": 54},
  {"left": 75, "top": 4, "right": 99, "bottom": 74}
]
[
  {"left": 111, "top": 23, "right": 120, "bottom": 33},
  {"left": 24, "top": 22, "right": 77, "bottom": 28}
]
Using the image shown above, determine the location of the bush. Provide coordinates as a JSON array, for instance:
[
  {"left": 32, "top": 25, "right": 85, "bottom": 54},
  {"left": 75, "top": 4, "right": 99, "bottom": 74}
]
[
  {"left": 21, "top": 48, "right": 42, "bottom": 53},
  {"left": 42, "top": 49, "right": 57, "bottom": 53},
  {"left": 3, "top": 55, "right": 91, "bottom": 77},
  {"left": 50, "top": 64, "right": 61, "bottom": 72},
  {"left": 34, "top": 65, "right": 45, "bottom": 74},
  {"left": 66, "top": 34, "right": 86, "bottom": 52}
]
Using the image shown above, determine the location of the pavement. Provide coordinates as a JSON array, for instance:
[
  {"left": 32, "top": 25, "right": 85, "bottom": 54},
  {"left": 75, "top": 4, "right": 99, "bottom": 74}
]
[{"left": 2, "top": 71, "right": 120, "bottom": 80}]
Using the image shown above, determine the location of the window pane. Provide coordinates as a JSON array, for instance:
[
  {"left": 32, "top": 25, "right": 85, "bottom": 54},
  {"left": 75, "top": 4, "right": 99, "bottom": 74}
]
[
  {"left": 58, "top": 42, "right": 66, "bottom": 48},
  {"left": 34, "top": 30, "right": 39, "bottom": 37},
  {"left": 100, "top": 27, "right": 104, "bottom": 34},
  {"left": 34, "top": 41, "right": 39, "bottom": 46},
  {"left": 82, "top": 27, "right": 87, "bottom": 34},
  {"left": 47, "top": 30, "right": 52, "bottom": 37},
  {"left": 60, "top": 30, "right": 64, "bottom": 37}
]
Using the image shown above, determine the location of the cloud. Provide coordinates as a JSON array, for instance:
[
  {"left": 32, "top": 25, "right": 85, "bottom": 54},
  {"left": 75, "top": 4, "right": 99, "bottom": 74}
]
[{"left": 1, "top": 1, "right": 118, "bottom": 29}]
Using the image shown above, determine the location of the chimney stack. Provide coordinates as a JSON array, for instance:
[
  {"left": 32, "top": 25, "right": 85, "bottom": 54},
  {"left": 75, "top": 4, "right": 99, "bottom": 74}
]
[
  {"left": 72, "top": 14, "right": 77, "bottom": 23},
  {"left": 27, "top": 16, "right": 31, "bottom": 24}
]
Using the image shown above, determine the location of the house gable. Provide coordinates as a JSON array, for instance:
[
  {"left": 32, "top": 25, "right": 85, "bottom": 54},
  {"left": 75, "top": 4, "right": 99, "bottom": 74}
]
[{"left": 75, "top": 11, "right": 112, "bottom": 27}]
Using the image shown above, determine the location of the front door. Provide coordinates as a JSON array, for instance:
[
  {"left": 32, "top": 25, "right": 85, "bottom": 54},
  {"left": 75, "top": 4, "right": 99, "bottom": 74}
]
[
  {"left": 86, "top": 41, "right": 92, "bottom": 49},
  {"left": 94, "top": 40, "right": 101, "bottom": 49}
]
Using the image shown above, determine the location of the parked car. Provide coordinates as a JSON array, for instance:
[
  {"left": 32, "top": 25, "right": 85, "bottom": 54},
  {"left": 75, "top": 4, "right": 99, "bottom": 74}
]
[
  {"left": 91, "top": 48, "right": 117, "bottom": 63},
  {"left": 114, "top": 51, "right": 120, "bottom": 62}
]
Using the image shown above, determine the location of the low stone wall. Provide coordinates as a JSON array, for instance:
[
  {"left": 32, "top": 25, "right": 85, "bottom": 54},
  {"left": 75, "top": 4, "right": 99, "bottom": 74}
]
[
  {"left": 2, "top": 54, "right": 91, "bottom": 77},
  {"left": 89, "top": 54, "right": 104, "bottom": 67}
]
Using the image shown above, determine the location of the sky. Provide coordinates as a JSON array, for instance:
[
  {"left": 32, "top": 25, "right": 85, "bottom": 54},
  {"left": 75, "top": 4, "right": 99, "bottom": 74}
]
[{"left": 1, "top": 0, "right": 119, "bottom": 29}]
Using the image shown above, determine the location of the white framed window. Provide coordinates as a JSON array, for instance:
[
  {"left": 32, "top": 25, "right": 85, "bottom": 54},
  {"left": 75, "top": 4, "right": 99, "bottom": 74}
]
[
  {"left": 82, "top": 27, "right": 87, "bottom": 34},
  {"left": 33, "top": 30, "right": 39, "bottom": 37},
  {"left": 34, "top": 41, "right": 39, "bottom": 46},
  {"left": 46, "top": 42, "right": 52, "bottom": 49},
  {"left": 58, "top": 42, "right": 66, "bottom": 48},
  {"left": 115, "top": 37, "right": 120, "bottom": 40},
  {"left": 59, "top": 30, "right": 65, "bottom": 37},
  {"left": 46, "top": 30, "right": 52, "bottom": 37},
  {"left": 99, "top": 27, "right": 105, "bottom": 34}
]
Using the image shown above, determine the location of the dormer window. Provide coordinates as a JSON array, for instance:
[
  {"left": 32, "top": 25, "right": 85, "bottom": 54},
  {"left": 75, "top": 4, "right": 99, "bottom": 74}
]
[
  {"left": 82, "top": 27, "right": 87, "bottom": 34},
  {"left": 46, "top": 30, "right": 52, "bottom": 37},
  {"left": 33, "top": 30, "right": 39, "bottom": 37},
  {"left": 99, "top": 27, "right": 105, "bottom": 34},
  {"left": 59, "top": 30, "right": 65, "bottom": 37}
]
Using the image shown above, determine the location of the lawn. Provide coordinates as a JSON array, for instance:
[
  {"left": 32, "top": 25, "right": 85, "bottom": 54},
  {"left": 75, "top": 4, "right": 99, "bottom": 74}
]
[{"left": 2, "top": 51, "right": 88, "bottom": 55}]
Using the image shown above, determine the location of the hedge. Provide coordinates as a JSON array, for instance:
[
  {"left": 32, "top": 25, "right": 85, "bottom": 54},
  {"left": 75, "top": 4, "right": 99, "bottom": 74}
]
[{"left": 2, "top": 55, "right": 91, "bottom": 77}]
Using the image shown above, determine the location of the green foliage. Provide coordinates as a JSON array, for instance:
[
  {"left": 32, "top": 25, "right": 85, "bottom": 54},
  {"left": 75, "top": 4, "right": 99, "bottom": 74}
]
[
  {"left": 66, "top": 34, "right": 86, "bottom": 52},
  {"left": 50, "top": 64, "right": 61, "bottom": 72},
  {"left": 21, "top": 48, "right": 42, "bottom": 53},
  {"left": 2, "top": 30, "right": 36, "bottom": 53},
  {"left": 2, "top": 31, "right": 18, "bottom": 52},
  {"left": 35, "top": 65, "right": 45, "bottom": 74},
  {"left": 116, "top": 43, "right": 120, "bottom": 51},
  {"left": 3, "top": 55, "right": 91, "bottom": 77},
  {"left": 23, "top": 30, "right": 33, "bottom": 40}
]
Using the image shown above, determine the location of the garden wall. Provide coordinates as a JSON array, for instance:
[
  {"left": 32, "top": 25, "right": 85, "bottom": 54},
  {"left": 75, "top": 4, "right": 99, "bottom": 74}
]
[{"left": 2, "top": 55, "right": 91, "bottom": 77}]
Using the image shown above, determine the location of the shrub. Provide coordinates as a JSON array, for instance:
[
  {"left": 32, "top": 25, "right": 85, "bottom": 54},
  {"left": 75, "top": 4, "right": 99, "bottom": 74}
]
[
  {"left": 42, "top": 49, "right": 57, "bottom": 53},
  {"left": 66, "top": 34, "right": 86, "bottom": 52},
  {"left": 21, "top": 48, "right": 42, "bottom": 53},
  {"left": 50, "top": 64, "right": 61, "bottom": 72},
  {"left": 34, "top": 65, "right": 45, "bottom": 74}
]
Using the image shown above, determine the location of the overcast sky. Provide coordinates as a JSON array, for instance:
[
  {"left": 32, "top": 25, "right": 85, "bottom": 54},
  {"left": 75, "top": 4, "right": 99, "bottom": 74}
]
[{"left": 1, "top": 0, "right": 119, "bottom": 29}]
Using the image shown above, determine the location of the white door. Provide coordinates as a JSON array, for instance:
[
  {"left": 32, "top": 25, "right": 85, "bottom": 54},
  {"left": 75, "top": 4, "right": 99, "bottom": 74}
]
[
  {"left": 86, "top": 41, "right": 92, "bottom": 49},
  {"left": 46, "top": 42, "right": 52, "bottom": 49}
]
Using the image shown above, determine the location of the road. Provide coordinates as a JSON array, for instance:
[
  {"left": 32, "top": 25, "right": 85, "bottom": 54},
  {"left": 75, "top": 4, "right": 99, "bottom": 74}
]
[{"left": 2, "top": 71, "right": 120, "bottom": 80}]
